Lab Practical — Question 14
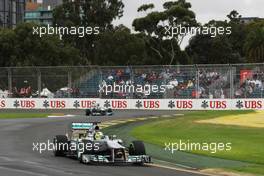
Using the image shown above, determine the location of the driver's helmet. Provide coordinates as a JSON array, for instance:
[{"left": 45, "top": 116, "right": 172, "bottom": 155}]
[{"left": 94, "top": 131, "right": 104, "bottom": 140}]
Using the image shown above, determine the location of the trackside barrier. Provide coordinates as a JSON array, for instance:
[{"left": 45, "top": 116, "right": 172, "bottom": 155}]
[{"left": 0, "top": 99, "right": 264, "bottom": 110}]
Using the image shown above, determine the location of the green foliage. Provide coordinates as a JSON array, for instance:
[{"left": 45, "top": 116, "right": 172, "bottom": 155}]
[
  {"left": 227, "top": 10, "right": 242, "bottom": 23},
  {"left": 1, "top": 1, "right": 264, "bottom": 67},
  {"left": 244, "top": 21, "right": 264, "bottom": 63},
  {"left": 93, "top": 25, "right": 148, "bottom": 65},
  {"left": 137, "top": 4, "right": 155, "bottom": 12},
  {"left": 0, "top": 28, "right": 17, "bottom": 66},
  {"left": 52, "top": 0, "right": 124, "bottom": 63},
  {"left": 54, "top": 0, "right": 124, "bottom": 29},
  {"left": 186, "top": 34, "right": 240, "bottom": 64},
  {"left": 186, "top": 11, "right": 264, "bottom": 64},
  {"left": 133, "top": 0, "right": 196, "bottom": 65},
  {"left": 0, "top": 23, "right": 83, "bottom": 66}
]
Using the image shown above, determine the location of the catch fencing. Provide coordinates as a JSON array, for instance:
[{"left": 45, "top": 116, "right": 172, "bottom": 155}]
[{"left": 0, "top": 64, "right": 263, "bottom": 99}]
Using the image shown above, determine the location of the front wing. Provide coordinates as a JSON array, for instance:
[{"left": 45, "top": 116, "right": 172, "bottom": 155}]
[{"left": 81, "top": 154, "right": 151, "bottom": 164}]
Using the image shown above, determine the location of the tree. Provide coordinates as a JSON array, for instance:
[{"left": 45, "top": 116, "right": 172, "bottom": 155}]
[
  {"left": 225, "top": 10, "right": 247, "bottom": 59},
  {"left": 227, "top": 10, "right": 242, "bottom": 23},
  {"left": 53, "top": 0, "right": 124, "bottom": 64},
  {"left": 0, "top": 23, "right": 83, "bottom": 67},
  {"left": 54, "top": 0, "right": 124, "bottom": 29},
  {"left": 244, "top": 21, "right": 264, "bottom": 62},
  {"left": 186, "top": 34, "right": 239, "bottom": 64},
  {"left": 186, "top": 10, "right": 250, "bottom": 64},
  {"left": 133, "top": 0, "right": 197, "bottom": 65},
  {"left": 137, "top": 4, "right": 155, "bottom": 12},
  {"left": 93, "top": 25, "right": 148, "bottom": 65},
  {"left": 0, "top": 28, "right": 17, "bottom": 66}
]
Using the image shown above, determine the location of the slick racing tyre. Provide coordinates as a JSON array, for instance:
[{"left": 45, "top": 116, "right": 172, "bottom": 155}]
[
  {"left": 129, "top": 141, "right": 146, "bottom": 155},
  {"left": 81, "top": 140, "right": 94, "bottom": 155},
  {"left": 85, "top": 109, "right": 91, "bottom": 116},
  {"left": 54, "top": 135, "right": 68, "bottom": 157}
]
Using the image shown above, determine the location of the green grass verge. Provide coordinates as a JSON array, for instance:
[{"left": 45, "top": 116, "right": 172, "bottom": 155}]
[
  {"left": 0, "top": 113, "right": 50, "bottom": 119},
  {"left": 131, "top": 111, "right": 264, "bottom": 175}
]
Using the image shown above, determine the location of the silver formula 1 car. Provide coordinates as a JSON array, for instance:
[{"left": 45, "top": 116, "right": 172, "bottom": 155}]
[
  {"left": 85, "top": 104, "right": 113, "bottom": 116},
  {"left": 53, "top": 122, "right": 151, "bottom": 165}
]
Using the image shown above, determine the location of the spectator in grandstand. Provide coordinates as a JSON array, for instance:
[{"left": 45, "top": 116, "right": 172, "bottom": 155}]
[
  {"left": 168, "top": 79, "right": 178, "bottom": 89},
  {"left": 107, "top": 75, "right": 114, "bottom": 83},
  {"left": 249, "top": 78, "right": 262, "bottom": 89},
  {"left": 19, "top": 86, "right": 32, "bottom": 98},
  {"left": 40, "top": 88, "right": 54, "bottom": 98},
  {"left": 12, "top": 86, "right": 19, "bottom": 98},
  {"left": 0, "top": 89, "right": 8, "bottom": 98},
  {"left": 186, "top": 80, "right": 194, "bottom": 89},
  {"left": 235, "top": 72, "right": 264, "bottom": 98},
  {"left": 235, "top": 87, "right": 243, "bottom": 98}
]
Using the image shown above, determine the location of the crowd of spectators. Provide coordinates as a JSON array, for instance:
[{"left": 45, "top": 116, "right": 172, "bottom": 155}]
[
  {"left": 99, "top": 67, "right": 264, "bottom": 99},
  {"left": 198, "top": 69, "right": 229, "bottom": 98},
  {"left": 235, "top": 71, "right": 264, "bottom": 98},
  {"left": 1, "top": 67, "right": 264, "bottom": 99},
  {"left": 100, "top": 67, "right": 228, "bottom": 99}
]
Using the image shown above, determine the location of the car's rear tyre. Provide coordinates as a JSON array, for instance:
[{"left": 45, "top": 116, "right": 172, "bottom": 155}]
[
  {"left": 129, "top": 141, "right": 146, "bottom": 155},
  {"left": 54, "top": 135, "right": 68, "bottom": 157},
  {"left": 107, "top": 108, "right": 113, "bottom": 116},
  {"left": 86, "top": 109, "right": 91, "bottom": 116},
  {"left": 82, "top": 140, "right": 94, "bottom": 155}
]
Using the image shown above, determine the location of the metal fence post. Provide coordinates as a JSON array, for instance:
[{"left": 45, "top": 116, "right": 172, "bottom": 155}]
[
  {"left": 98, "top": 66, "right": 102, "bottom": 99},
  {"left": 229, "top": 65, "right": 234, "bottom": 99},
  {"left": 37, "top": 68, "right": 41, "bottom": 98},
  {"left": 68, "top": 68, "right": 72, "bottom": 98},
  {"left": 195, "top": 65, "right": 199, "bottom": 99},
  {"left": 163, "top": 65, "right": 167, "bottom": 99},
  {"left": 130, "top": 65, "right": 134, "bottom": 99},
  {"left": 8, "top": 68, "right": 12, "bottom": 98}
]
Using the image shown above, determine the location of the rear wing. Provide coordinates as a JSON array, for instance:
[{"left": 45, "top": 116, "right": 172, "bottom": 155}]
[{"left": 71, "top": 122, "right": 101, "bottom": 130}]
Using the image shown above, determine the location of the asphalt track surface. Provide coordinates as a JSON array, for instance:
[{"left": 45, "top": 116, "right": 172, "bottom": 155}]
[{"left": 0, "top": 110, "right": 205, "bottom": 176}]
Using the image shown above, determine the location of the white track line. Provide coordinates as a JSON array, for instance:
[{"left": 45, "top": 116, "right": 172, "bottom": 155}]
[{"left": 148, "top": 163, "right": 218, "bottom": 176}]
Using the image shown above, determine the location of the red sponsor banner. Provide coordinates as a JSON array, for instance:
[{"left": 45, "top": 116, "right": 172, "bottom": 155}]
[
  {"left": 18, "top": 100, "right": 36, "bottom": 109},
  {"left": 240, "top": 70, "right": 253, "bottom": 83},
  {"left": 240, "top": 100, "right": 263, "bottom": 109},
  {"left": 0, "top": 98, "right": 263, "bottom": 110},
  {"left": 78, "top": 100, "right": 97, "bottom": 108},
  {"left": 110, "top": 100, "right": 128, "bottom": 109},
  {"left": 46, "top": 100, "right": 66, "bottom": 109},
  {"left": 142, "top": 100, "right": 160, "bottom": 109},
  {"left": 0, "top": 100, "right": 6, "bottom": 108},
  {"left": 208, "top": 100, "right": 227, "bottom": 109},
  {"left": 172, "top": 100, "right": 193, "bottom": 109}
]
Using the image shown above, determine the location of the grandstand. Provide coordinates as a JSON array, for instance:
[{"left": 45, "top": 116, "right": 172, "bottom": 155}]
[{"left": 0, "top": 64, "right": 263, "bottom": 99}]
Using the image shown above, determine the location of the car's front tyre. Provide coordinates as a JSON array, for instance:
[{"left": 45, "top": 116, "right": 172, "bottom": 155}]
[{"left": 80, "top": 153, "right": 91, "bottom": 164}]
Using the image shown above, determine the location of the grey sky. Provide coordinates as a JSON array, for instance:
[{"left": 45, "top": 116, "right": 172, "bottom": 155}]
[{"left": 115, "top": 0, "right": 264, "bottom": 27}]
